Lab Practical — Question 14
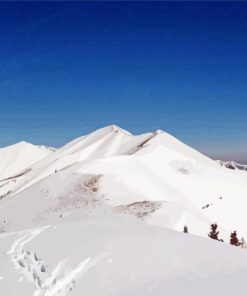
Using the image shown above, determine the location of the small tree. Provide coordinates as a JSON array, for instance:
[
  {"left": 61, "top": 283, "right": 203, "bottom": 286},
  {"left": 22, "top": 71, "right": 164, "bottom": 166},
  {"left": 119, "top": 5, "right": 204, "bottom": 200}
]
[
  {"left": 230, "top": 231, "right": 240, "bottom": 246},
  {"left": 183, "top": 225, "right": 188, "bottom": 233},
  {"left": 208, "top": 223, "right": 220, "bottom": 240}
]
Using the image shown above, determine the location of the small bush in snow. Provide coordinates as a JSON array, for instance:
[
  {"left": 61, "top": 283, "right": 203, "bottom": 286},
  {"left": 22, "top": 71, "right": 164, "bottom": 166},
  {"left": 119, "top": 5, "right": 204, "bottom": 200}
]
[
  {"left": 230, "top": 231, "right": 240, "bottom": 246},
  {"left": 183, "top": 225, "right": 188, "bottom": 233},
  {"left": 208, "top": 223, "right": 223, "bottom": 242}
]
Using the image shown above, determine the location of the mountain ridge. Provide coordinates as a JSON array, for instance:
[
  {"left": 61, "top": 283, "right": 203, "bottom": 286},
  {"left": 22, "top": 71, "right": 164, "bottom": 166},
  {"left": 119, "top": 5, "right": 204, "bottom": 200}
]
[
  {"left": 0, "top": 125, "right": 246, "bottom": 239},
  {"left": 1, "top": 125, "right": 247, "bottom": 295}
]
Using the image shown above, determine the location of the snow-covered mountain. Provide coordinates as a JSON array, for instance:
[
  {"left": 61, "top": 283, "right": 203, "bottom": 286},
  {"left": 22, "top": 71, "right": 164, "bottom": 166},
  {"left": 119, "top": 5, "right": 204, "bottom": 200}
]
[
  {"left": 217, "top": 160, "right": 247, "bottom": 171},
  {"left": 0, "top": 141, "right": 55, "bottom": 180},
  {"left": 1, "top": 125, "right": 247, "bottom": 295}
]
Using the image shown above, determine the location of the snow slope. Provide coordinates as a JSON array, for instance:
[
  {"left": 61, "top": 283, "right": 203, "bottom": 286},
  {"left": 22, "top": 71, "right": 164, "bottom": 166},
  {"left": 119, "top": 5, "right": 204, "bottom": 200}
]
[
  {"left": 1, "top": 211, "right": 247, "bottom": 296},
  {"left": 0, "top": 141, "right": 55, "bottom": 181},
  {"left": 1, "top": 125, "right": 247, "bottom": 295},
  {"left": 0, "top": 125, "right": 247, "bottom": 239}
]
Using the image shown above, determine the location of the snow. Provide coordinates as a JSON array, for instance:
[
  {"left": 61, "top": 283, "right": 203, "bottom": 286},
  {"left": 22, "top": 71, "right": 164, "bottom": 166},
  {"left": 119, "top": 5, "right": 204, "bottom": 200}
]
[
  {"left": 217, "top": 160, "right": 247, "bottom": 171},
  {"left": 1, "top": 125, "right": 247, "bottom": 295},
  {"left": 1, "top": 216, "right": 247, "bottom": 296},
  {"left": 1, "top": 125, "right": 247, "bottom": 239},
  {"left": 0, "top": 141, "right": 54, "bottom": 180}
]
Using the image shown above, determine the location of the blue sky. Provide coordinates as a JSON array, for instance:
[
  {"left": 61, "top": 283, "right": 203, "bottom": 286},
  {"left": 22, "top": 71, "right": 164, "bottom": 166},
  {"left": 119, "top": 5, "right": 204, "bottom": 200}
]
[{"left": 0, "top": 2, "right": 247, "bottom": 161}]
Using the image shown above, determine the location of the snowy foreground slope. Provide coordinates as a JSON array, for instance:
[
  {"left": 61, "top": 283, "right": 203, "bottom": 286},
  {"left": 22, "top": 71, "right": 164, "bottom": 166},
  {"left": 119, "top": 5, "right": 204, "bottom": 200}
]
[
  {"left": 1, "top": 214, "right": 247, "bottom": 296},
  {"left": 1, "top": 125, "right": 247, "bottom": 295}
]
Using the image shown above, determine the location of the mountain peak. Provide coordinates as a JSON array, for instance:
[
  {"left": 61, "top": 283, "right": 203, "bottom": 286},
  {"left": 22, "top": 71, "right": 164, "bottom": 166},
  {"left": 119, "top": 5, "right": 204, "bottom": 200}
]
[
  {"left": 0, "top": 140, "right": 32, "bottom": 151},
  {"left": 154, "top": 129, "right": 166, "bottom": 134},
  {"left": 94, "top": 125, "right": 133, "bottom": 136}
]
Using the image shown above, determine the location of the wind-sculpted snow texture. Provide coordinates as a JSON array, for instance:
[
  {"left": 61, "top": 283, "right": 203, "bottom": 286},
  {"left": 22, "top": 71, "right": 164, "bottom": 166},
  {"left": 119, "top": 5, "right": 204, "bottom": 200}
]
[{"left": 1, "top": 125, "right": 247, "bottom": 295}]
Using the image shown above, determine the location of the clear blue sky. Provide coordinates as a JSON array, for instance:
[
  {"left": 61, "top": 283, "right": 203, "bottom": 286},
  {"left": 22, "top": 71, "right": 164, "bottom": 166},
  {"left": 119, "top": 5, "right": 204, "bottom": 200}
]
[{"left": 0, "top": 1, "right": 247, "bottom": 162}]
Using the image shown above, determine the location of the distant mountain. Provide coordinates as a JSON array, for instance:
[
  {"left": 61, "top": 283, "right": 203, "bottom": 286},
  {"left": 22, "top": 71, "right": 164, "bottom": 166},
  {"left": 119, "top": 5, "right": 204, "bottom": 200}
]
[
  {"left": 217, "top": 160, "right": 247, "bottom": 171},
  {"left": 1, "top": 125, "right": 247, "bottom": 295},
  {"left": 0, "top": 141, "right": 55, "bottom": 180}
]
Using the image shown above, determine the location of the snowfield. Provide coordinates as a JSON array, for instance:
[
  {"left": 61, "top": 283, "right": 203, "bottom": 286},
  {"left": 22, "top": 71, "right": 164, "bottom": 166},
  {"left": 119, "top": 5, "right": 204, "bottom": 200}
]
[{"left": 0, "top": 125, "right": 247, "bottom": 295}]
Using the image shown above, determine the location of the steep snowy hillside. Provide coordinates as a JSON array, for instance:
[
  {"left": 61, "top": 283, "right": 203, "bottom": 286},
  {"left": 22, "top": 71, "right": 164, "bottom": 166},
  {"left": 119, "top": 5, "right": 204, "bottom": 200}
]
[
  {"left": 1, "top": 125, "right": 247, "bottom": 295},
  {"left": 0, "top": 125, "right": 247, "bottom": 240},
  {"left": 0, "top": 141, "right": 55, "bottom": 180}
]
